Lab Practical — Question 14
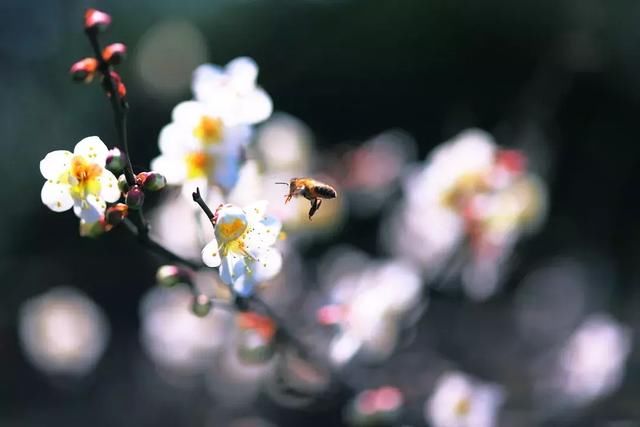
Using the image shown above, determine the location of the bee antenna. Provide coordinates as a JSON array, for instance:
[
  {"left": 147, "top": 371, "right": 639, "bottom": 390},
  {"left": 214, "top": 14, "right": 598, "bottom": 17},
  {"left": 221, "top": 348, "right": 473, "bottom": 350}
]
[{"left": 275, "top": 182, "right": 289, "bottom": 186}]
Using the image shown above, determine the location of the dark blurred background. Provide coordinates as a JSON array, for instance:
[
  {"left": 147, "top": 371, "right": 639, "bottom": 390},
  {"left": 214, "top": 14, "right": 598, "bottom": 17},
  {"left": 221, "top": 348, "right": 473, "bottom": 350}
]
[{"left": 2, "top": 0, "right": 640, "bottom": 426}]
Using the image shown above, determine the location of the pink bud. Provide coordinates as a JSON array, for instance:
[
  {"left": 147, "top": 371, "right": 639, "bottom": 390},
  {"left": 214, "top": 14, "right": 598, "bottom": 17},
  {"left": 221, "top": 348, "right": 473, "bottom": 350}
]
[
  {"left": 84, "top": 8, "right": 112, "bottom": 32},
  {"left": 102, "top": 43, "right": 127, "bottom": 65},
  {"left": 70, "top": 58, "right": 98, "bottom": 83}
]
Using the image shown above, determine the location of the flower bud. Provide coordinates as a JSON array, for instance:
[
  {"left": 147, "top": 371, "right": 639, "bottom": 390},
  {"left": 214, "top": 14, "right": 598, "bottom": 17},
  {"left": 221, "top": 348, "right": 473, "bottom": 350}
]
[
  {"left": 125, "top": 185, "right": 144, "bottom": 209},
  {"left": 118, "top": 174, "right": 130, "bottom": 193},
  {"left": 140, "top": 172, "right": 167, "bottom": 191},
  {"left": 79, "top": 219, "right": 105, "bottom": 238},
  {"left": 237, "top": 328, "right": 275, "bottom": 364},
  {"left": 70, "top": 58, "right": 98, "bottom": 83},
  {"left": 105, "top": 203, "right": 128, "bottom": 229},
  {"left": 106, "top": 147, "right": 127, "bottom": 174},
  {"left": 156, "top": 265, "right": 191, "bottom": 288},
  {"left": 102, "top": 43, "right": 127, "bottom": 65},
  {"left": 104, "top": 71, "right": 127, "bottom": 98},
  {"left": 84, "top": 8, "right": 111, "bottom": 32},
  {"left": 346, "top": 386, "right": 404, "bottom": 426},
  {"left": 191, "top": 294, "right": 212, "bottom": 317}
]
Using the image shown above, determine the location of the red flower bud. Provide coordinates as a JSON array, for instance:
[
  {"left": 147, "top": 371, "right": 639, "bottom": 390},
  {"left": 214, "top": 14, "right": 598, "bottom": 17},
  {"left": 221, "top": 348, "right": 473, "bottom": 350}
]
[
  {"left": 106, "top": 147, "right": 127, "bottom": 174},
  {"left": 125, "top": 185, "right": 144, "bottom": 209},
  {"left": 105, "top": 203, "right": 128, "bottom": 230},
  {"left": 137, "top": 171, "right": 167, "bottom": 191},
  {"left": 105, "top": 71, "right": 127, "bottom": 98},
  {"left": 70, "top": 58, "right": 98, "bottom": 83},
  {"left": 84, "top": 8, "right": 112, "bottom": 32},
  {"left": 102, "top": 43, "right": 127, "bottom": 65}
]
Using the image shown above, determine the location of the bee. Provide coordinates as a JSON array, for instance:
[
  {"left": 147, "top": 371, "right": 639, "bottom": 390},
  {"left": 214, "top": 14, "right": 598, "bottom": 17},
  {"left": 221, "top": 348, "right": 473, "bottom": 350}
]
[{"left": 276, "top": 178, "right": 337, "bottom": 220}]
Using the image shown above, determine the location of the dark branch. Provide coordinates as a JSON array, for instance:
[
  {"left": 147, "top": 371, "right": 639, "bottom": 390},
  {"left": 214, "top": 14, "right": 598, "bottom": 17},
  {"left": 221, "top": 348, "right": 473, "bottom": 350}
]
[{"left": 192, "top": 188, "right": 216, "bottom": 227}]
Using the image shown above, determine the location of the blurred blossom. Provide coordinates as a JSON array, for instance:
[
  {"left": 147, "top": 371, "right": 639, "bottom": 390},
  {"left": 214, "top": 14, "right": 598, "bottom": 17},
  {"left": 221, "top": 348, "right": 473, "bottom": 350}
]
[
  {"left": 40, "top": 136, "right": 120, "bottom": 224},
  {"left": 19, "top": 287, "right": 109, "bottom": 376},
  {"left": 345, "top": 386, "right": 404, "bottom": 426},
  {"left": 425, "top": 371, "right": 505, "bottom": 427},
  {"left": 139, "top": 285, "right": 230, "bottom": 376},
  {"left": 135, "top": 20, "right": 208, "bottom": 99},
  {"left": 151, "top": 100, "right": 252, "bottom": 198},
  {"left": 254, "top": 113, "right": 313, "bottom": 174},
  {"left": 385, "top": 128, "right": 547, "bottom": 300},
  {"left": 318, "top": 248, "right": 424, "bottom": 365},
  {"left": 206, "top": 330, "right": 274, "bottom": 408},
  {"left": 542, "top": 313, "right": 632, "bottom": 408},
  {"left": 149, "top": 188, "right": 221, "bottom": 260},
  {"left": 334, "top": 129, "right": 417, "bottom": 216},
  {"left": 192, "top": 57, "right": 273, "bottom": 126}
]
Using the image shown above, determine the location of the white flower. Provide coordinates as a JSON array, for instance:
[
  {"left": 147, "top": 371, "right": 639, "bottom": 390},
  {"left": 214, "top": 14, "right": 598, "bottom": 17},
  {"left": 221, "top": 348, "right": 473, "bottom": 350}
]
[
  {"left": 40, "top": 136, "right": 120, "bottom": 223},
  {"left": 151, "top": 100, "right": 252, "bottom": 197},
  {"left": 18, "top": 287, "right": 110, "bottom": 376},
  {"left": 425, "top": 371, "right": 504, "bottom": 427},
  {"left": 555, "top": 313, "right": 632, "bottom": 404},
  {"left": 192, "top": 57, "right": 272, "bottom": 126},
  {"left": 320, "top": 252, "right": 423, "bottom": 365},
  {"left": 201, "top": 201, "right": 283, "bottom": 297}
]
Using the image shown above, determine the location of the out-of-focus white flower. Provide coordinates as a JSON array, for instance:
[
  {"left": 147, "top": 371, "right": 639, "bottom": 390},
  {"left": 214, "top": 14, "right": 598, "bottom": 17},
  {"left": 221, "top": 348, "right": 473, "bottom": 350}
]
[
  {"left": 318, "top": 252, "right": 423, "bottom": 365},
  {"left": 140, "top": 285, "right": 230, "bottom": 374},
  {"left": 151, "top": 100, "right": 252, "bottom": 197},
  {"left": 19, "top": 287, "right": 109, "bottom": 376},
  {"left": 40, "top": 136, "right": 120, "bottom": 223},
  {"left": 554, "top": 313, "right": 631, "bottom": 404},
  {"left": 386, "top": 129, "right": 547, "bottom": 300},
  {"left": 254, "top": 113, "right": 312, "bottom": 173},
  {"left": 192, "top": 57, "right": 272, "bottom": 126},
  {"left": 425, "top": 371, "right": 504, "bottom": 427},
  {"left": 201, "top": 201, "right": 283, "bottom": 297}
]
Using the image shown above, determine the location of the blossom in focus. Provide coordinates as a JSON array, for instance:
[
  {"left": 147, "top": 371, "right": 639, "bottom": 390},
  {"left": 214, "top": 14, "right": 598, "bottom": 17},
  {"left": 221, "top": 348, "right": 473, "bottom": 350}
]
[
  {"left": 318, "top": 250, "right": 423, "bottom": 365},
  {"left": 151, "top": 101, "right": 252, "bottom": 197},
  {"left": 201, "top": 201, "right": 283, "bottom": 297},
  {"left": 192, "top": 57, "right": 272, "bottom": 126},
  {"left": 18, "top": 287, "right": 110, "bottom": 376},
  {"left": 425, "top": 371, "right": 504, "bottom": 427},
  {"left": 553, "top": 313, "right": 632, "bottom": 405},
  {"left": 40, "top": 136, "right": 120, "bottom": 223}
]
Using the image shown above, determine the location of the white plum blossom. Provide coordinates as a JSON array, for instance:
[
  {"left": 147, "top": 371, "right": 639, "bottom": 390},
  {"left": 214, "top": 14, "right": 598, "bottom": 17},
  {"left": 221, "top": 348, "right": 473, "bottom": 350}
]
[
  {"left": 554, "top": 313, "right": 632, "bottom": 405},
  {"left": 192, "top": 57, "right": 273, "bottom": 126},
  {"left": 18, "top": 287, "right": 110, "bottom": 376},
  {"left": 201, "top": 201, "right": 283, "bottom": 297},
  {"left": 425, "top": 371, "right": 505, "bottom": 427},
  {"left": 40, "top": 136, "right": 120, "bottom": 223},
  {"left": 150, "top": 100, "right": 252, "bottom": 197}
]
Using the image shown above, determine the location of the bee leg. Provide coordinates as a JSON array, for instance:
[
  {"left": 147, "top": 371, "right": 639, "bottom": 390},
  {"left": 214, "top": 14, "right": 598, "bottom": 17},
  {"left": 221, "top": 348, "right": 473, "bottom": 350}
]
[
  {"left": 308, "top": 198, "right": 321, "bottom": 220},
  {"left": 284, "top": 194, "right": 292, "bottom": 204}
]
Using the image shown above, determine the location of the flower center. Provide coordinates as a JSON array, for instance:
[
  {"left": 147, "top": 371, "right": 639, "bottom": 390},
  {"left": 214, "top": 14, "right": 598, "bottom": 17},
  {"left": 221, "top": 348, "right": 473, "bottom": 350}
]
[
  {"left": 185, "top": 152, "right": 212, "bottom": 179},
  {"left": 454, "top": 397, "right": 471, "bottom": 417},
  {"left": 218, "top": 218, "right": 247, "bottom": 242},
  {"left": 69, "top": 155, "right": 102, "bottom": 198},
  {"left": 441, "top": 172, "right": 488, "bottom": 209},
  {"left": 193, "top": 116, "right": 224, "bottom": 144}
]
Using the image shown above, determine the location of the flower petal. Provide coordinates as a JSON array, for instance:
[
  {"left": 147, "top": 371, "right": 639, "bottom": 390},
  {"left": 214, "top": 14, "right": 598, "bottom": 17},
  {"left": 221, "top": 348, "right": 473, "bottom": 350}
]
[
  {"left": 158, "top": 122, "right": 197, "bottom": 155},
  {"left": 73, "top": 136, "right": 109, "bottom": 166},
  {"left": 244, "top": 200, "right": 268, "bottom": 222},
  {"left": 201, "top": 238, "right": 221, "bottom": 267},
  {"left": 97, "top": 170, "right": 120, "bottom": 203},
  {"left": 73, "top": 194, "right": 106, "bottom": 224},
  {"left": 232, "top": 88, "right": 272, "bottom": 125},
  {"left": 249, "top": 247, "right": 282, "bottom": 283},
  {"left": 150, "top": 154, "right": 187, "bottom": 185},
  {"left": 172, "top": 101, "right": 207, "bottom": 127},
  {"left": 226, "top": 57, "right": 258, "bottom": 94},
  {"left": 192, "top": 63, "right": 225, "bottom": 102},
  {"left": 41, "top": 182, "right": 73, "bottom": 212},
  {"left": 219, "top": 251, "right": 244, "bottom": 285},
  {"left": 40, "top": 150, "right": 73, "bottom": 180}
]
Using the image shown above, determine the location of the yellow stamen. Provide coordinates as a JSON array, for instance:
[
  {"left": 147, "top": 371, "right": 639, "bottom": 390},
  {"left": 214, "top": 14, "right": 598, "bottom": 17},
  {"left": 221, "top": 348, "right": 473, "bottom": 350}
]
[
  {"left": 193, "top": 116, "right": 224, "bottom": 144},
  {"left": 69, "top": 155, "right": 102, "bottom": 199},
  {"left": 454, "top": 397, "right": 471, "bottom": 417},
  {"left": 185, "top": 152, "right": 211, "bottom": 179}
]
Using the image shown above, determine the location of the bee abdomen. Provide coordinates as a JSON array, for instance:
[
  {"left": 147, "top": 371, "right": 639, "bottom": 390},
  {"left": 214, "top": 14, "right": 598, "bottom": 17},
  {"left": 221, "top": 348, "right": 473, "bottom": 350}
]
[{"left": 315, "top": 185, "right": 337, "bottom": 199}]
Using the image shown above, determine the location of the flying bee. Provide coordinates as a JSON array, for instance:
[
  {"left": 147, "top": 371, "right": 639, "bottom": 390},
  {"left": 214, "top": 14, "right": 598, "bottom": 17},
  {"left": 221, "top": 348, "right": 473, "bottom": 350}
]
[{"left": 276, "top": 178, "right": 337, "bottom": 220}]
